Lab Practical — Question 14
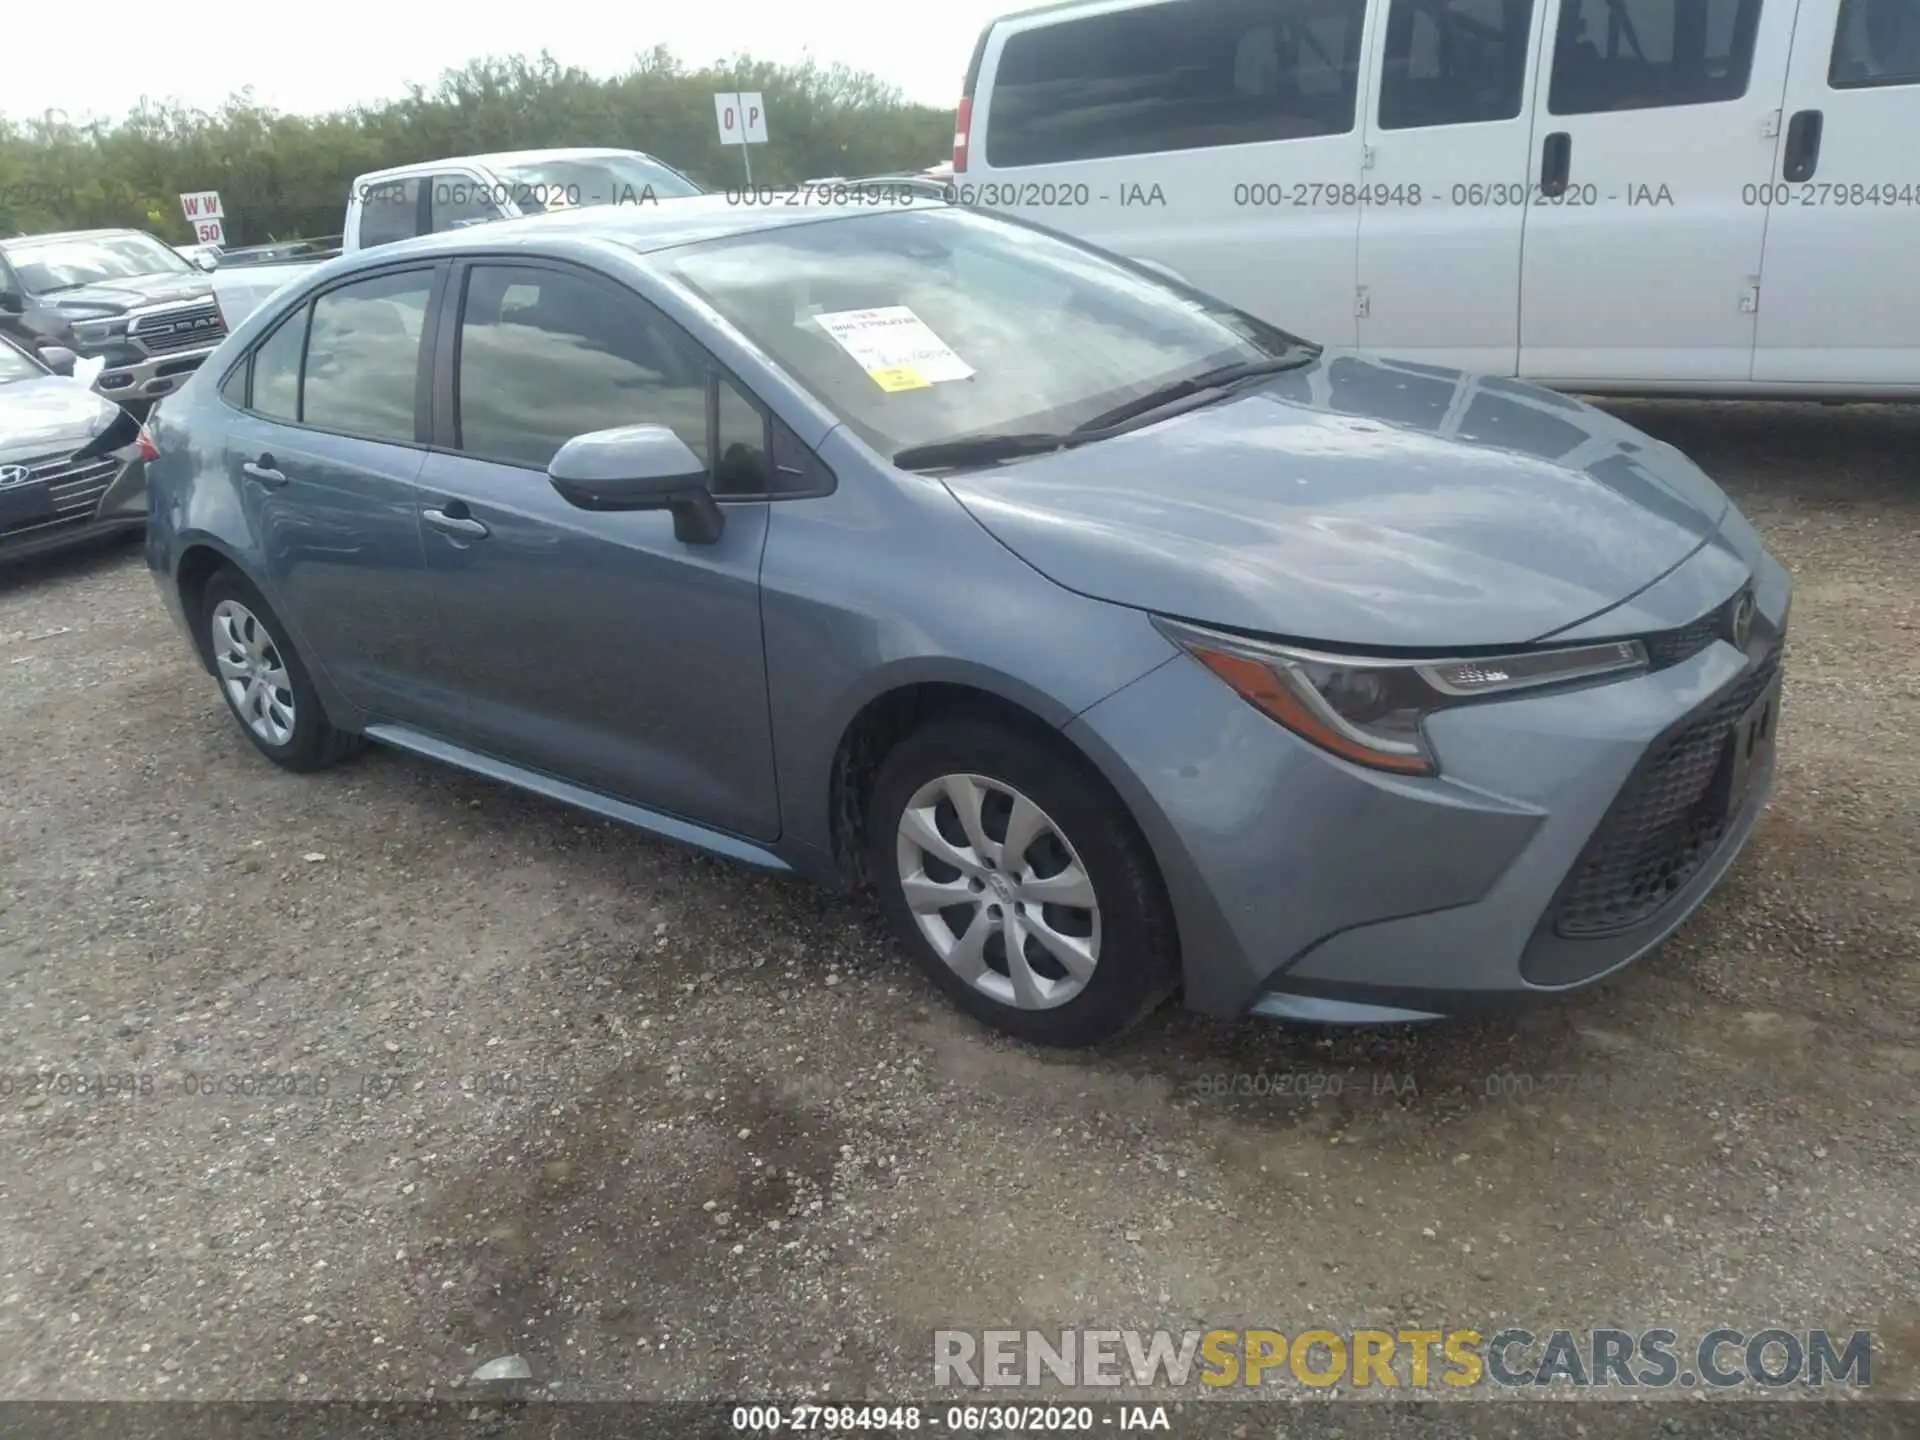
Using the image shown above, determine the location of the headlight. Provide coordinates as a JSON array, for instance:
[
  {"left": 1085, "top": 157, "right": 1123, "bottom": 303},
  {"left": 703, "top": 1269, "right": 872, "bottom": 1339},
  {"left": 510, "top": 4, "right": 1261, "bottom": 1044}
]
[
  {"left": 1154, "top": 617, "right": 1649, "bottom": 777},
  {"left": 70, "top": 318, "right": 129, "bottom": 344}
]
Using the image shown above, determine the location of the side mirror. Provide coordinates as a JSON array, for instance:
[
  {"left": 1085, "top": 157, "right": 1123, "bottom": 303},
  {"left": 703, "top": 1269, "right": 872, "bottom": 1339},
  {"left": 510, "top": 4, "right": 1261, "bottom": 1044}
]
[
  {"left": 0, "top": 287, "right": 23, "bottom": 315},
  {"left": 39, "top": 345, "right": 79, "bottom": 377},
  {"left": 546, "top": 425, "right": 724, "bottom": 544},
  {"left": 191, "top": 251, "right": 219, "bottom": 271}
]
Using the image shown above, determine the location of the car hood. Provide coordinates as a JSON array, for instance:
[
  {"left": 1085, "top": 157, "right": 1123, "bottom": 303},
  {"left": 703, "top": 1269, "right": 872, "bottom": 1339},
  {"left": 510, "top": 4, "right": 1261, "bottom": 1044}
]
[
  {"left": 941, "top": 354, "right": 1733, "bottom": 649},
  {"left": 36, "top": 271, "right": 216, "bottom": 321},
  {"left": 0, "top": 376, "right": 124, "bottom": 461}
]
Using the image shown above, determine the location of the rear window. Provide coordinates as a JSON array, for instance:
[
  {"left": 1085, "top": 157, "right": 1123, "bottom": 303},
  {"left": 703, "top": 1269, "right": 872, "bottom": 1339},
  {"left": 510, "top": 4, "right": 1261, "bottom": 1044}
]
[{"left": 985, "top": 0, "right": 1367, "bottom": 168}]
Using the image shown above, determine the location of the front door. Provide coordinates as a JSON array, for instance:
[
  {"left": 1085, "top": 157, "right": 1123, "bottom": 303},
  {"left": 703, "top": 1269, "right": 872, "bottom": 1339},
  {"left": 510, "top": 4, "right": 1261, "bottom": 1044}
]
[{"left": 416, "top": 259, "right": 781, "bottom": 842}]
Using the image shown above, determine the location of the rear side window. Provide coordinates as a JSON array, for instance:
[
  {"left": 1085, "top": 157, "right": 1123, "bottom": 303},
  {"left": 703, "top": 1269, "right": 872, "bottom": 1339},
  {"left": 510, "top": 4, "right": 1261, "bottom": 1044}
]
[
  {"left": 301, "top": 270, "right": 433, "bottom": 442},
  {"left": 985, "top": 0, "right": 1367, "bottom": 167},
  {"left": 356, "top": 177, "right": 422, "bottom": 250},
  {"left": 248, "top": 309, "right": 307, "bottom": 422},
  {"left": 1380, "top": 0, "right": 1535, "bottom": 128},
  {"left": 1830, "top": 0, "right": 1920, "bottom": 87},
  {"left": 1548, "top": 0, "right": 1762, "bottom": 113}
]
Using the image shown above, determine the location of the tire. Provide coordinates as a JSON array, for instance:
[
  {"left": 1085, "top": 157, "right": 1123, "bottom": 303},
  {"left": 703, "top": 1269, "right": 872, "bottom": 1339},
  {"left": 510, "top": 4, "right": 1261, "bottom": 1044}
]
[
  {"left": 868, "top": 715, "right": 1178, "bottom": 1047},
  {"left": 200, "top": 568, "right": 363, "bottom": 773}
]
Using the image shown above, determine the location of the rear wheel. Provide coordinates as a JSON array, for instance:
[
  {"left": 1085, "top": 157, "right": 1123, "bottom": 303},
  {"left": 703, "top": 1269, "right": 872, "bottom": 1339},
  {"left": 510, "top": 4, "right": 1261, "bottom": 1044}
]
[
  {"left": 868, "top": 716, "right": 1177, "bottom": 1046},
  {"left": 201, "top": 568, "right": 362, "bottom": 773}
]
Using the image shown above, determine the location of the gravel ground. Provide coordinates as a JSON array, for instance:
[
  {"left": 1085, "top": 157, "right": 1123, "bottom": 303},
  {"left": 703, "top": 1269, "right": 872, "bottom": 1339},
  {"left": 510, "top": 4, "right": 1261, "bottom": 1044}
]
[{"left": 0, "top": 400, "right": 1914, "bottom": 1413}]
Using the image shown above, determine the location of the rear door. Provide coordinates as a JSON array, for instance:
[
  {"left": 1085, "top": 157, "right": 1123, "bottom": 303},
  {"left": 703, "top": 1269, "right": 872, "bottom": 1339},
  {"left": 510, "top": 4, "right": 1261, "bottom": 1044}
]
[
  {"left": 1516, "top": 0, "right": 1794, "bottom": 383},
  {"left": 413, "top": 258, "right": 782, "bottom": 841},
  {"left": 968, "top": 0, "right": 1372, "bottom": 350},
  {"left": 215, "top": 263, "right": 459, "bottom": 730},
  {"left": 1356, "top": 0, "right": 1543, "bottom": 372},
  {"left": 1752, "top": 0, "right": 1920, "bottom": 385}
]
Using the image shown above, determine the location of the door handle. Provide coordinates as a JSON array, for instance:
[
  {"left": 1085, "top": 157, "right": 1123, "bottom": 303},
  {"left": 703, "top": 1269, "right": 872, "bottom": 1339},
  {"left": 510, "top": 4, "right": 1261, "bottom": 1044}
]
[
  {"left": 423, "top": 506, "right": 490, "bottom": 540},
  {"left": 1538, "top": 132, "right": 1572, "bottom": 198},
  {"left": 1782, "top": 109, "right": 1824, "bottom": 182},
  {"left": 242, "top": 456, "right": 287, "bottom": 487}
]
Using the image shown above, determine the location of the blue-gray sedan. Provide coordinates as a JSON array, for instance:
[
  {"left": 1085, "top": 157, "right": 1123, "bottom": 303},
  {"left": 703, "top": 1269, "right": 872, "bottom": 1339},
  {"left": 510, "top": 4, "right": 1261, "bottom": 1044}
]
[{"left": 143, "top": 196, "right": 1790, "bottom": 1045}]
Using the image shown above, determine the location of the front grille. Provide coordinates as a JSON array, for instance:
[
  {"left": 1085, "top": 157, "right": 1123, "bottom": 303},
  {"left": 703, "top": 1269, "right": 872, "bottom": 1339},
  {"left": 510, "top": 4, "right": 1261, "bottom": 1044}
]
[
  {"left": 130, "top": 300, "right": 226, "bottom": 355},
  {"left": 0, "top": 449, "right": 122, "bottom": 540},
  {"left": 1551, "top": 648, "right": 1780, "bottom": 937},
  {"left": 1642, "top": 593, "right": 1732, "bottom": 668}
]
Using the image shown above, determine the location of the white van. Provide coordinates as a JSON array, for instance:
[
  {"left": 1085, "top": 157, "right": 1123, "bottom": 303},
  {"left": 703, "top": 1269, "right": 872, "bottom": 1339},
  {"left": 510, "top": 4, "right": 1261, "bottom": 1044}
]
[{"left": 953, "top": 0, "right": 1920, "bottom": 396}]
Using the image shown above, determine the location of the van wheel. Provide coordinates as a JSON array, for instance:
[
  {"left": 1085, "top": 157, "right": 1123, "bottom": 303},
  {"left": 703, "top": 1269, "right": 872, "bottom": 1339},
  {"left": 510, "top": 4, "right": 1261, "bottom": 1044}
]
[
  {"left": 868, "top": 716, "right": 1177, "bottom": 1047},
  {"left": 201, "top": 569, "right": 363, "bottom": 773}
]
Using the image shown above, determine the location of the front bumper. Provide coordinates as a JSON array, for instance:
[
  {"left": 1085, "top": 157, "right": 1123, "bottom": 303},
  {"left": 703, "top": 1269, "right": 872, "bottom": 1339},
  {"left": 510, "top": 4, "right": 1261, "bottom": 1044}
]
[
  {"left": 0, "top": 455, "right": 146, "bottom": 565},
  {"left": 1066, "top": 544, "right": 1792, "bottom": 1023},
  {"left": 94, "top": 344, "right": 220, "bottom": 405}
]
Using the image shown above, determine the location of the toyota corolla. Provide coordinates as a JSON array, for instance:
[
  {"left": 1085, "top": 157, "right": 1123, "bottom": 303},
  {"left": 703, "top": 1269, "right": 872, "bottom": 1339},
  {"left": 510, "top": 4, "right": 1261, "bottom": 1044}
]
[{"left": 142, "top": 197, "right": 1789, "bottom": 1045}]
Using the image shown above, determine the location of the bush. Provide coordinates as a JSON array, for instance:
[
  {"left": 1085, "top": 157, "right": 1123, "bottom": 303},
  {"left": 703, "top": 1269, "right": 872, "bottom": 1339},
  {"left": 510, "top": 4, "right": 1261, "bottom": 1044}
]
[{"left": 0, "top": 48, "right": 954, "bottom": 245}]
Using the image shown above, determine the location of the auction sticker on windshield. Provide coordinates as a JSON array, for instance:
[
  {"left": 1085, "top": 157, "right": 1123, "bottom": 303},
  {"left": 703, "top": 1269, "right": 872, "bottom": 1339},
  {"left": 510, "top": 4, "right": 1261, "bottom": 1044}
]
[{"left": 813, "top": 307, "right": 975, "bottom": 392}]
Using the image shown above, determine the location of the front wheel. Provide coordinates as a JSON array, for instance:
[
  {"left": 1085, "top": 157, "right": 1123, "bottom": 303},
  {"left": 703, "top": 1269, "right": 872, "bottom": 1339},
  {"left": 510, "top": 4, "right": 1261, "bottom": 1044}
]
[{"left": 868, "top": 717, "right": 1177, "bottom": 1046}]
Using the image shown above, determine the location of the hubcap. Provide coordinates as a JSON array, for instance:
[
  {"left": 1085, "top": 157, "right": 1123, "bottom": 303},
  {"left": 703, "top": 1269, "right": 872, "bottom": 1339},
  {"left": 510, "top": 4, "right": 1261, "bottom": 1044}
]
[
  {"left": 894, "top": 773, "right": 1101, "bottom": 1010},
  {"left": 210, "top": 599, "right": 296, "bottom": 747}
]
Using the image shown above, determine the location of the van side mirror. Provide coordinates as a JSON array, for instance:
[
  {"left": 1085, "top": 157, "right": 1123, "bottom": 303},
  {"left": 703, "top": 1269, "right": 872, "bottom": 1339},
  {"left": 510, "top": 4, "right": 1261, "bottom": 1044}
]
[
  {"left": 546, "top": 424, "right": 724, "bottom": 544},
  {"left": 0, "top": 286, "right": 24, "bottom": 314},
  {"left": 39, "top": 345, "right": 79, "bottom": 376}
]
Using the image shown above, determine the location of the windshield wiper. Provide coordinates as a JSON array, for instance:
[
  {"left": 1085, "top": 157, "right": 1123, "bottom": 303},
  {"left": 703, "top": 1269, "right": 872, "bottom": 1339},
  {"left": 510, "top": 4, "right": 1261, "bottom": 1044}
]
[
  {"left": 892, "top": 429, "right": 1086, "bottom": 472},
  {"left": 1069, "top": 347, "right": 1320, "bottom": 435}
]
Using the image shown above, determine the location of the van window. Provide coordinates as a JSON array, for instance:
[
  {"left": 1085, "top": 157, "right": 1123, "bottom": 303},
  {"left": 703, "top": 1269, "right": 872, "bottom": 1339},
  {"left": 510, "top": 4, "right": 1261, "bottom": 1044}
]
[
  {"left": 1548, "top": 0, "right": 1762, "bottom": 113},
  {"left": 984, "top": 0, "right": 1367, "bottom": 168},
  {"left": 356, "top": 177, "right": 423, "bottom": 250},
  {"left": 1379, "top": 0, "right": 1535, "bottom": 128},
  {"left": 1831, "top": 0, "right": 1920, "bottom": 87}
]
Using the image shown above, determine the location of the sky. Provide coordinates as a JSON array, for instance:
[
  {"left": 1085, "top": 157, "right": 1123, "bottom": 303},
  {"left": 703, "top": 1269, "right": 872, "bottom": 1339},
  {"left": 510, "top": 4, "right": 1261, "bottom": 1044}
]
[{"left": 5, "top": 0, "right": 1003, "bottom": 124}]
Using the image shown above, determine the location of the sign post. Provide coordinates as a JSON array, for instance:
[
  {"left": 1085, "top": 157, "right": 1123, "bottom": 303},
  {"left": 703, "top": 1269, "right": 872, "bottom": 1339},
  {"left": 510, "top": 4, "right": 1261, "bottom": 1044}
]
[
  {"left": 713, "top": 92, "right": 768, "bottom": 189},
  {"left": 178, "top": 191, "right": 225, "bottom": 246}
]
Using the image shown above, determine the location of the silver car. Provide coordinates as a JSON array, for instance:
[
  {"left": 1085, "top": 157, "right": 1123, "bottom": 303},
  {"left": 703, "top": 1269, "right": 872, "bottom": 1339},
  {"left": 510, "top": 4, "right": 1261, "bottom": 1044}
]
[
  {"left": 0, "top": 337, "right": 150, "bottom": 564},
  {"left": 144, "top": 198, "right": 1789, "bottom": 1045}
]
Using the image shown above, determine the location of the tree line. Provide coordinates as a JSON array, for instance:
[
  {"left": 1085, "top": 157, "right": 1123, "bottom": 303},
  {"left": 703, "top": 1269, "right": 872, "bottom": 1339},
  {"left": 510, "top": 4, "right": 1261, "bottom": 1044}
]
[{"left": 0, "top": 49, "right": 956, "bottom": 245}]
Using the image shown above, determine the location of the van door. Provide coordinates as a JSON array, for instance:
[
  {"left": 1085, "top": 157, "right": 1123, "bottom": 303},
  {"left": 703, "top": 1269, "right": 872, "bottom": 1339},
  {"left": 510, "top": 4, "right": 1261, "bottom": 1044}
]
[
  {"left": 966, "top": 0, "right": 1372, "bottom": 351},
  {"left": 1752, "top": 0, "right": 1920, "bottom": 387},
  {"left": 1516, "top": 0, "right": 1794, "bottom": 384},
  {"left": 1356, "top": 0, "right": 1543, "bottom": 373}
]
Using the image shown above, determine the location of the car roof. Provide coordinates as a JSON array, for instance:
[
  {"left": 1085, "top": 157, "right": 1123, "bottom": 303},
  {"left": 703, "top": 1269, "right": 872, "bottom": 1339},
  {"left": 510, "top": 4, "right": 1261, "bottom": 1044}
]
[
  {"left": 354, "top": 193, "right": 957, "bottom": 263},
  {"left": 355, "top": 148, "right": 670, "bottom": 183},
  {"left": 2, "top": 228, "right": 152, "bottom": 247}
]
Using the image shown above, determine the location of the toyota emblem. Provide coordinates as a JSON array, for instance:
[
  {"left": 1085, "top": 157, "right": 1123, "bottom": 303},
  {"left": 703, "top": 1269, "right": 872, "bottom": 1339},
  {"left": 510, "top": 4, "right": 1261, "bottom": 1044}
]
[
  {"left": 0, "top": 463, "right": 33, "bottom": 489},
  {"left": 1730, "top": 590, "right": 1756, "bottom": 650}
]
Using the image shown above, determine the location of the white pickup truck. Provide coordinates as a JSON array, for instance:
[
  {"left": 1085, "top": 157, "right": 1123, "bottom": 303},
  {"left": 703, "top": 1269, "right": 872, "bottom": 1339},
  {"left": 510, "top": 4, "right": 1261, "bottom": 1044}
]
[{"left": 211, "top": 147, "right": 704, "bottom": 327}]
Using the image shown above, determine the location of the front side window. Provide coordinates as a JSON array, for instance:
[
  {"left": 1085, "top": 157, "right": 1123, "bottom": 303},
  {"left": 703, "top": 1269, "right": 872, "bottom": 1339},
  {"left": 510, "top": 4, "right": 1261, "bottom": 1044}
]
[
  {"left": 488, "top": 153, "right": 705, "bottom": 211},
  {"left": 0, "top": 232, "right": 195, "bottom": 295},
  {"left": 1549, "top": 0, "right": 1762, "bottom": 113},
  {"left": 454, "top": 264, "right": 711, "bottom": 471},
  {"left": 1380, "top": 0, "right": 1535, "bottom": 128},
  {"left": 985, "top": 0, "right": 1367, "bottom": 167},
  {"left": 427, "top": 173, "right": 504, "bottom": 234},
  {"left": 1831, "top": 0, "right": 1920, "bottom": 87},
  {"left": 300, "top": 269, "right": 432, "bottom": 442},
  {"left": 356, "top": 178, "right": 423, "bottom": 250},
  {"left": 659, "top": 207, "right": 1299, "bottom": 462}
]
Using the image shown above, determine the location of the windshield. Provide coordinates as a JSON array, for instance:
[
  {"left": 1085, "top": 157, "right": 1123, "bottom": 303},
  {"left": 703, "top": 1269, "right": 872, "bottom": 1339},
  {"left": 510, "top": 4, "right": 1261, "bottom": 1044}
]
[
  {"left": 657, "top": 207, "right": 1302, "bottom": 461},
  {"left": 2, "top": 232, "right": 195, "bottom": 294},
  {"left": 492, "top": 154, "right": 703, "bottom": 212},
  {"left": 0, "top": 341, "right": 46, "bottom": 384}
]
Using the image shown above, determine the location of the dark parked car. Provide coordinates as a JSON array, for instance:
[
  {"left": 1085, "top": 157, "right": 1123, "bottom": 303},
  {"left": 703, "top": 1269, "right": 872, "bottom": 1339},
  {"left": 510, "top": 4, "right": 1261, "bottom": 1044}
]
[
  {"left": 0, "top": 335, "right": 151, "bottom": 563},
  {"left": 1, "top": 229, "right": 228, "bottom": 414},
  {"left": 144, "top": 198, "right": 1789, "bottom": 1045}
]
